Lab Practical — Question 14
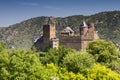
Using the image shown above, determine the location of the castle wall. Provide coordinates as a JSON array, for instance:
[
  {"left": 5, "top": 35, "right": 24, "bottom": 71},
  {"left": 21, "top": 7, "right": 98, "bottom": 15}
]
[
  {"left": 59, "top": 36, "right": 81, "bottom": 50},
  {"left": 59, "top": 35, "right": 95, "bottom": 50},
  {"left": 34, "top": 20, "right": 99, "bottom": 51},
  {"left": 80, "top": 32, "right": 99, "bottom": 50},
  {"left": 59, "top": 36, "right": 81, "bottom": 43},
  {"left": 80, "top": 40, "right": 91, "bottom": 50}
]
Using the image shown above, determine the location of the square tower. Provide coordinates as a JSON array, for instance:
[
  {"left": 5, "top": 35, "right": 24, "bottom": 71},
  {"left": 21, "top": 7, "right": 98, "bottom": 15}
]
[{"left": 43, "top": 24, "right": 56, "bottom": 44}]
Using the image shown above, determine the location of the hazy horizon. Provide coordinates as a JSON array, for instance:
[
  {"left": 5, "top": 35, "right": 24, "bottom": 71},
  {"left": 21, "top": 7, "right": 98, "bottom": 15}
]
[{"left": 0, "top": 0, "right": 120, "bottom": 27}]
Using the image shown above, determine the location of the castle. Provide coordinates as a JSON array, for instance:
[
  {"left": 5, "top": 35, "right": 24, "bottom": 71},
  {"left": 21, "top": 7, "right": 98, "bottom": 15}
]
[{"left": 33, "top": 17, "right": 99, "bottom": 51}]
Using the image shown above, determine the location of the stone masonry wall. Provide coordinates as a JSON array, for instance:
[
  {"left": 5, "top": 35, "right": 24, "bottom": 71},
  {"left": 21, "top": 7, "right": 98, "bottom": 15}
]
[{"left": 59, "top": 36, "right": 81, "bottom": 50}]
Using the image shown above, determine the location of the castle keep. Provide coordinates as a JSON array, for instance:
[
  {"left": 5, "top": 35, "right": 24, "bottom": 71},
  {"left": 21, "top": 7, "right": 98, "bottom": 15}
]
[{"left": 33, "top": 17, "right": 99, "bottom": 51}]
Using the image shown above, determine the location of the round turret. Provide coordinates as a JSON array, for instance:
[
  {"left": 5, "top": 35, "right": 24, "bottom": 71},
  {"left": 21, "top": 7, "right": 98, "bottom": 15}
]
[{"left": 88, "top": 23, "right": 94, "bottom": 33}]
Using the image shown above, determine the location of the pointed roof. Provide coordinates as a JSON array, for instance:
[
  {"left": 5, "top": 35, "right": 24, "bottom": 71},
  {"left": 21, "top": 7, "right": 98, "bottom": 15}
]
[
  {"left": 61, "top": 26, "right": 74, "bottom": 33},
  {"left": 81, "top": 21, "right": 88, "bottom": 27}
]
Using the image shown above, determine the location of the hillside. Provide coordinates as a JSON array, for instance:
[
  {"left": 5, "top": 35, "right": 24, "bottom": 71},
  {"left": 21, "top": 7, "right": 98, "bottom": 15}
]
[
  {"left": 0, "top": 27, "right": 5, "bottom": 30},
  {"left": 0, "top": 11, "right": 120, "bottom": 49}
]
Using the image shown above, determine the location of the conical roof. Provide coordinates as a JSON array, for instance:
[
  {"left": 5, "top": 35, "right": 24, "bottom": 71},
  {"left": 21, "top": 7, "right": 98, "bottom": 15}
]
[{"left": 81, "top": 21, "right": 88, "bottom": 27}]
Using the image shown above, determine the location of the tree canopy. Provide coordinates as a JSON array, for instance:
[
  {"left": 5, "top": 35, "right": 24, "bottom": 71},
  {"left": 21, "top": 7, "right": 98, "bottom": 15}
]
[{"left": 0, "top": 40, "right": 120, "bottom": 79}]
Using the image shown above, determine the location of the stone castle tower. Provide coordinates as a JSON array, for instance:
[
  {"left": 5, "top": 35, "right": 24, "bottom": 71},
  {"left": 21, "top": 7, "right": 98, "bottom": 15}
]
[
  {"left": 43, "top": 17, "right": 56, "bottom": 46},
  {"left": 79, "top": 21, "right": 98, "bottom": 50},
  {"left": 33, "top": 18, "right": 99, "bottom": 51},
  {"left": 60, "top": 21, "right": 99, "bottom": 50},
  {"left": 80, "top": 21, "right": 88, "bottom": 35},
  {"left": 33, "top": 17, "right": 59, "bottom": 51}
]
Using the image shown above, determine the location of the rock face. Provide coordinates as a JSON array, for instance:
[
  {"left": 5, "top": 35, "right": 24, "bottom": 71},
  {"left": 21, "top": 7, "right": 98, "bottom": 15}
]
[{"left": 33, "top": 18, "right": 99, "bottom": 51}]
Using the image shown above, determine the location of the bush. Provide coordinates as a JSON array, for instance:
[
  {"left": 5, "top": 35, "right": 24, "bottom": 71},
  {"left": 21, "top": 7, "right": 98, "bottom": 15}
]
[
  {"left": 0, "top": 40, "right": 7, "bottom": 51},
  {"left": 63, "top": 51, "right": 95, "bottom": 73},
  {"left": 86, "top": 40, "right": 118, "bottom": 63},
  {"left": 81, "top": 64, "right": 120, "bottom": 80},
  {"left": 86, "top": 40, "right": 117, "bottom": 56},
  {"left": 38, "top": 46, "right": 75, "bottom": 66},
  {"left": 86, "top": 40, "right": 120, "bottom": 73}
]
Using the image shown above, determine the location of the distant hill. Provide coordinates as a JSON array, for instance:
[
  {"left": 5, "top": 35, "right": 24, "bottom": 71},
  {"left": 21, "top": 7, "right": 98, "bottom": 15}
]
[
  {"left": 0, "top": 11, "right": 120, "bottom": 49},
  {"left": 0, "top": 27, "right": 5, "bottom": 30}
]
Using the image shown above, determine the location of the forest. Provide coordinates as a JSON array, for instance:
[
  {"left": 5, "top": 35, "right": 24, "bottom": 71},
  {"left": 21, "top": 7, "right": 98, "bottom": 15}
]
[{"left": 0, "top": 39, "right": 120, "bottom": 80}]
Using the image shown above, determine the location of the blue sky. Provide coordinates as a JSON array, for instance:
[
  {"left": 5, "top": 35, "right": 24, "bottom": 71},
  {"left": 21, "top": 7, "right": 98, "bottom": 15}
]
[{"left": 0, "top": 0, "right": 120, "bottom": 27}]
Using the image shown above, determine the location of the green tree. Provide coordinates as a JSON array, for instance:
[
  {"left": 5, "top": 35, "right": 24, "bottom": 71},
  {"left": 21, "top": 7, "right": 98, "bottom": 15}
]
[
  {"left": 63, "top": 51, "right": 95, "bottom": 73},
  {"left": 58, "top": 67, "right": 86, "bottom": 80},
  {"left": 0, "top": 41, "right": 10, "bottom": 80},
  {"left": 0, "top": 40, "right": 7, "bottom": 51},
  {"left": 86, "top": 40, "right": 120, "bottom": 73},
  {"left": 0, "top": 49, "right": 48, "bottom": 80},
  {"left": 86, "top": 40, "right": 118, "bottom": 63},
  {"left": 38, "top": 46, "right": 75, "bottom": 66},
  {"left": 109, "top": 58, "right": 120, "bottom": 74},
  {"left": 9, "top": 50, "right": 43, "bottom": 80},
  {"left": 81, "top": 64, "right": 120, "bottom": 80}
]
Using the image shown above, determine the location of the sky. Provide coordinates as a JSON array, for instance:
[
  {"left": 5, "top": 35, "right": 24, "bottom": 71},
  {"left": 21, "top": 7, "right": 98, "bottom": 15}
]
[{"left": 0, "top": 0, "right": 120, "bottom": 27}]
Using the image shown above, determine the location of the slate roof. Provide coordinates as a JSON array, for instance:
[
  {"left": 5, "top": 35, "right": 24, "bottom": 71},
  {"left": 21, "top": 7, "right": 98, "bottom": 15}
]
[
  {"left": 35, "top": 36, "right": 43, "bottom": 43},
  {"left": 81, "top": 21, "right": 88, "bottom": 27}
]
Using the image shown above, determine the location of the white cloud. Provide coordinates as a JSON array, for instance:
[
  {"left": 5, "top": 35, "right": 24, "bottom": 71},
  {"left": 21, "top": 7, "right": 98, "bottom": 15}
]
[
  {"left": 44, "top": 6, "right": 60, "bottom": 10},
  {"left": 20, "top": 3, "right": 39, "bottom": 6}
]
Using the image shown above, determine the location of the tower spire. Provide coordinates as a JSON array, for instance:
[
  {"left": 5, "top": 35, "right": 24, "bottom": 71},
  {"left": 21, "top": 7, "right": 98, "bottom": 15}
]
[
  {"left": 83, "top": 21, "right": 88, "bottom": 27},
  {"left": 80, "top": 20, "right": 88, "bottom": 35}
]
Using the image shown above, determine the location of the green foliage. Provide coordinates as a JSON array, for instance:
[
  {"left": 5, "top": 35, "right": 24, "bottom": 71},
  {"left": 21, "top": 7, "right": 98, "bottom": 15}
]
[
  {"left": 9, "top": 50, "right": 43, "bottom": 80},
  {"left": 0, "top": 49, "right": 44, "bottom": 80},
  {"left": 87, "top": 40, "right": 117, "bottom": 55},
  {"left": 1, "top": 41, "right": 120, "bottom": 79},
  {"left": 86, "top": 40, "right": 118, "bottom": 62},
  {"left": 38, "top": 46, "right": 75, "bottom": 66},
  {"left": 0, "top": 41, "right": 7, "bottom": 51},
  {"left": 81, "top": 64, "right": 120, "bottom": 80},
  {"left": 58, "top": 68, "right": 86, "bottom": 80},
  {"left": 63, "top": 51, "right": 95, "bottom": 73},
  {"left": 0, "top": 50, "right": 10, "bottom": 80},
  {"left": 109, "top": 59, "right": 120, "bottom": 74},
  {"left": 1, "top": 11, "right": 120, "bottom": 50},
  {"left": 86, "top": 40, "right": 120, "bottom": 73}
]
